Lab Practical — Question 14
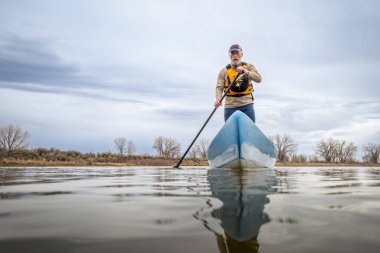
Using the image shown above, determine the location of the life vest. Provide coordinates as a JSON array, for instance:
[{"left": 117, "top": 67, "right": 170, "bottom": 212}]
[{"left": 224, "top": 62, "right": 253, "bottom": 97}]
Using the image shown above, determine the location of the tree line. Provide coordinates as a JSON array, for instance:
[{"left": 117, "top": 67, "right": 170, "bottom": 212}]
[
  {"left": 1, "top": 124, "right": 379, "bottom": 164},
  {"left": 269, "top": 134, "right": 379, "bottom": 163},
  {"left": 114, "top": 136, "right": 209, "bottom": 160}
]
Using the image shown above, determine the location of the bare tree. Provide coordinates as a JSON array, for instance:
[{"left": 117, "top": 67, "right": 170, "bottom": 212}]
[
  {"left": 188, "top": 146, "right": 198, "bottom": 159},
  {"left": 315, "top": 138, "right": 339, "bottom": 162},
  {"left": 336, "top": 141, "right": 357, "bottom": 163},
  {"left": 290, "top": 153, "right": 307, "bottom": 163},
  {"left": 152, "top": 136, "right": 164, "bottom": 156},
  {"left": 315, "top": 138, "right": 357, "bottom": 163},
  {"left": 114, "top": 137, "right": 127, "bottom": 155},
  {"left": 193, "top": 138, "right": 210, "bottom": 160},
  {"left": 362, "top": 143, "right": 380, "bottom": 163},
  {"left": 270, "top": 134, "right": 297, "bottom": 162},
  {"left": 307, "top": 154, "right": 320, "bottom": 163},
  {"left": 126, "top": 140, "right": 136, "bottom": 156},
  {"left": 152, "top": 136, "right": 181, "bottom": 158},
  {"left": 0, "top": 124, "right": 30, "bottom": 155}
]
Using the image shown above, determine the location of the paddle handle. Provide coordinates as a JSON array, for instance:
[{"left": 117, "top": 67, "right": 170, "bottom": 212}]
[{"left": 174, "top": 73, "right": 243, "bottom": 168}]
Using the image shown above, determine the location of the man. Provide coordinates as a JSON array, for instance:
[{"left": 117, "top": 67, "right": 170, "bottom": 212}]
[{"left": 214, "top": 44, "right": 262, "bottom": 122}]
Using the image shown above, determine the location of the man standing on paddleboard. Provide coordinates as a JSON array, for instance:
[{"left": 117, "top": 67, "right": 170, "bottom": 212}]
[{"left": 214, "top": 44, "right": 262, "bottom": 122}]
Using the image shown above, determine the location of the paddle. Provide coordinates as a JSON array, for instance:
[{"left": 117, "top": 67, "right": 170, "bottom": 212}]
[{"left": 174, "top": 72, "right": 245, "bottom": 168}]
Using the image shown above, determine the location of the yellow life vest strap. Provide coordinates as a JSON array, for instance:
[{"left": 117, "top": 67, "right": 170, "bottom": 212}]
[{"left": 224, "top": 62, "right": 253, "bottom": 96}]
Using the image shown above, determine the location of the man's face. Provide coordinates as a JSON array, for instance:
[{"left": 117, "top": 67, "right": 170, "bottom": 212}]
[{"left": 229, "top": 50, "right": 243, "bottom": 64}]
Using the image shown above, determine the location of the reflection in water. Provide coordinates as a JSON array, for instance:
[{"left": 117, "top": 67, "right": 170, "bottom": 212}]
[
  {"left": 316, "top": 168, "right": 358, "bottom": 182},
  {"left": 203, "top": 168, "right": 276, "bottom": 253},
  {"left": 0, "top": 191, "right": 72, "bottom": 200}
]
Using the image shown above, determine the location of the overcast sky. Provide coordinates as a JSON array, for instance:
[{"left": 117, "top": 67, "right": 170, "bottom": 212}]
[{"left": 0, "top": 0, "right": 379, "bottom": 158}]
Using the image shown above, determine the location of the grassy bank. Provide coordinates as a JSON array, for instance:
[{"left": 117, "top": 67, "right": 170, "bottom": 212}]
[
  {"left": 0, "top": 157, "right": 209, "bottom": 167},
  {"left": 1, "top": 148, "right": 378, "bottom": 167},
  {"left": 274, "top": 162, "right": 379, "bottom": 167},
  {"left": 0, "top": 158, "right": 378, "bottom": 167}
]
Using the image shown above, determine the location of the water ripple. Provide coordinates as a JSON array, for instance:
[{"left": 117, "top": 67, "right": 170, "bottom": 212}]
[{"left": 0, "top": 166, "right": 379, "bottom": 253}]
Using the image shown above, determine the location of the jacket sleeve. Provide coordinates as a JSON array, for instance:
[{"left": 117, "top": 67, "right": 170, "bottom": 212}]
[
  {"left": 216, "top": 68, "right": 226, "bottom": 101},
  {"left": 246, "top": 64, "right": 262, "bottom": 83}
]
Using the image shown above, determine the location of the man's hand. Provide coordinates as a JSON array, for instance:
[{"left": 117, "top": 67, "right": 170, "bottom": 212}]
[
  {"left": 214, "top": 100, "right": 221, "bottom": 108},
  {"left": 236, "top": 66, "right": 246, "bottom": 74}
]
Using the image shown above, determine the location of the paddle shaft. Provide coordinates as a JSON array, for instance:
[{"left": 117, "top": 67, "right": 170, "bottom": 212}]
[{"left": 174, "top": 73, "right": 244, "bottom": 168}]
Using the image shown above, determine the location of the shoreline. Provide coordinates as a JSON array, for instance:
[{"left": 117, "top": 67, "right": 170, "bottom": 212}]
[{"left": 0, "top": 159, "right": 378, "bottom": 167}]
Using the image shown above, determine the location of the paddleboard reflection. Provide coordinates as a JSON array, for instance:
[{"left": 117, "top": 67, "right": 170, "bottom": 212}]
[{"left": 197, "top": 167, "right": 277, "bottom": 253}]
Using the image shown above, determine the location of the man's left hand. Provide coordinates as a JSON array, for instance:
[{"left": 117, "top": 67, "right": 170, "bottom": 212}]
[{"left": 236, "top": 66, "right": 246, "bottom": 74}]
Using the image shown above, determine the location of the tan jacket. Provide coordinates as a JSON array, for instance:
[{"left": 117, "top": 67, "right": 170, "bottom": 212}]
[{"left": 216, "top": 62, "right": 262, "bottom": 108}]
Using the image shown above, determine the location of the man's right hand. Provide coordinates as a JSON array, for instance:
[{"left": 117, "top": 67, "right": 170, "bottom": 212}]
[{"left": 214, "top": 100, "right": 221, "bottom": 108}]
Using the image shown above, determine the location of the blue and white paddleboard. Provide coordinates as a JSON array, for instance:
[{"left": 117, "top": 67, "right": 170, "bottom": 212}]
[{"left": 207, "top": 111, "right": 277, "bottom": 169}]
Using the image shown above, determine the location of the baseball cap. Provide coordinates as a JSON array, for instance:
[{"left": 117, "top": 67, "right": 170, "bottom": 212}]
[{"left": 229, "top": 44, "right": 242, "bottom": 52}]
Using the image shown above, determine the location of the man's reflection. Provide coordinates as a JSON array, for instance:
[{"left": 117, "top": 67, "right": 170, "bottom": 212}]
[{"left": 207, "top": 167, "right": 276, "bottom": 253}]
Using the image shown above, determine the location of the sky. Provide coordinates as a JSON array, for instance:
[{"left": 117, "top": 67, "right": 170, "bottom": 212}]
[{"left": 0, "top": 0, "right": 379, "bottom": 158}]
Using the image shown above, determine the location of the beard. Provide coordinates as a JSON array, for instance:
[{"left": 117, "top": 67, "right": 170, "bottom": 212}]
[{"left": 231, "top": 59, "right": 242, "bottom": 67}]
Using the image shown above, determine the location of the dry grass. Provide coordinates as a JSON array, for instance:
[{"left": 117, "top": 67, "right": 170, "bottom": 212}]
[
  {"left": 1, "top": 158, "right": 378, "bottom": 167},
  {"left": 275, "top": 162, "right": 379, "bottom": 167},
  {"left": 0, "top": 158, "right": 209, "bottom": 167}
]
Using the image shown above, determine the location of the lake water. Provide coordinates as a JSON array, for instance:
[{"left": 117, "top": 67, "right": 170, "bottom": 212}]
[{"left": 0, "top": 166, "right": 379, "bottom": 253}]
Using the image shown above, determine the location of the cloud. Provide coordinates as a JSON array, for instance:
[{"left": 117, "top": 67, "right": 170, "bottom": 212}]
[
  {"left": 0, "top": 34, "right": 199, "bottom": 104},
  {"left": 247, "top": 0, "right": 380, "bottom": 65},
  {"left": 0, "top": 33, "right": 209, "bottom": 102},
  {"left": 0, "top": 35, "right": 84, "bottom": 85}
]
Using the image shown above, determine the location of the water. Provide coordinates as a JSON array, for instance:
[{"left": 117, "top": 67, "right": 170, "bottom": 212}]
[{"left": 0, "top": 166, "right": 379, "bottom": 253}]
